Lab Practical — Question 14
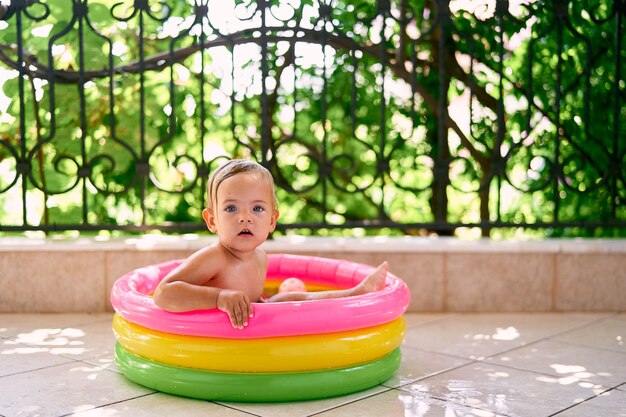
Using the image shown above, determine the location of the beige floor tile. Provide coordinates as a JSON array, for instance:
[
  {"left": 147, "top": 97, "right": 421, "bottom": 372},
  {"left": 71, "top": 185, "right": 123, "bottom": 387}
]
[
  {"left": 403, "top": 313, "right": 606, "bottom": 360},
  {"left": 69, "top": 392, "right": 254, "bottom": 417},
  {"left": 399, "top": 362, "right": 607, "bottom": 417},
  {"left": 220, "top": 386, "right": 389, "bottom": 417},
  {"left": 0, "top": 361, "right": 153, "bottom": 417},
  {"left": 552, "top": 389, "right": 626, "bottom": 417},
  {"left": 403, "top": 313, "right": 453, "bottom": 328},
  {"left": 486, "top": 339, "right": 626, "bottom": 387},
  {"left": 82, "top": 353, "right": 118, "bottom": 372},
  {"left": 6, "top": 316, "right": 116, "bottom": 361},
  {"left": 0, "top": 340, "right": 74, "bottom": 376},
  {"left": 555, "top": 318, "right": 626, "bottom": 353},
  {"left": 0, "top": 313, "right": 111, "bottom": 339},
  {"left": 3, "top": 312, "right": 624, "bottom": 417},
  {"left": 384, "top": 346, "right": 472, "bottom": 388},
  {"left": 313, "top": 389, "right": 508, "bottom": 417}
]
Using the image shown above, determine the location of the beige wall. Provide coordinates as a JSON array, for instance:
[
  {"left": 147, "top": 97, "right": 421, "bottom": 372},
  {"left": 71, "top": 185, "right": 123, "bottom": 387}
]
[{"left": 1, "top": 236, "right": 624, "bottom": 313}]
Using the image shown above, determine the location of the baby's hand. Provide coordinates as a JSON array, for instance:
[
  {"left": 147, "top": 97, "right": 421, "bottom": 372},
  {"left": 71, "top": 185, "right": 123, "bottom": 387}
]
[{"left": 216, "top": 289, "right": 253, "bottom": 329}]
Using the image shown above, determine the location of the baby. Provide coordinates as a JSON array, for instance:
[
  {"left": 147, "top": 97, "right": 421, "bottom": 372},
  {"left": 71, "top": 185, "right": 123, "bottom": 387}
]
[{"left": 153, "top": 159, "right": 388, "bottom": 329}]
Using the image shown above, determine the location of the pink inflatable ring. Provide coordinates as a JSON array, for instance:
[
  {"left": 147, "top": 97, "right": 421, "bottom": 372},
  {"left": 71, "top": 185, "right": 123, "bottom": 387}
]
[{"left": 110, "top": 253, "right": 410, "bottom": 339}]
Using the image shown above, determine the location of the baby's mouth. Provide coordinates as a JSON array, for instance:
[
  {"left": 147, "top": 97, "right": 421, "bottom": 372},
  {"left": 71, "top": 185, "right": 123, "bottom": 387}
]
[{"left": 238, "top": 229, "right": 253, "bottom": 236}]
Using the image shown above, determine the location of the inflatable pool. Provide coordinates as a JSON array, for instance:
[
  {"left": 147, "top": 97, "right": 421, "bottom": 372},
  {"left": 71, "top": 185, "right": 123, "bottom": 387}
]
[{"left": 111, "top": 254, "right": 410, "bottom": 402}]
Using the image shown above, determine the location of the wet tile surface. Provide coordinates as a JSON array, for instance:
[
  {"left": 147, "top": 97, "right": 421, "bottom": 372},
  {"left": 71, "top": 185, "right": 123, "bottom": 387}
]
[
  {"left": 69, "top": 393, "right": 254, "bottom": 417},
  {"left": 550, "top": 388, "right": 626, "bottom": 417},
  {"left": 402, "top": 313, "right": 604, "bottom": 360},
  {"left": 382, "top": 345, "right": 472, "bottom": 388},
  {"left": 485, "top": 339, "right": 626, "bottom": 387},
  {"left": 554, "top": 316, "right": 626, "bottom": 353},
  {"left": 0, "top": 361, "right": 153, "bottom": 417},
  {"left": 398, "top": 362, "right": 609, "bottom": 417},
  {"left": 220, "top": 386, "right": 391, "bottom": 417},
  {"left": 1, "top": 313, "right": 625, "bottom": 417},
  {"left": 313, "top": 389, "right": 510, "bottom": 417}
]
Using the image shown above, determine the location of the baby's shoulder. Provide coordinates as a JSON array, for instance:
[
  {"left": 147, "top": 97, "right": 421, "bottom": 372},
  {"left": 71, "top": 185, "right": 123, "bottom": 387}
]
[
  {"left": 192, "top": 242, "right": 223, "bottom": 259},
  {"left": 186, "top": 242, "right": 227, "bottom": 268}
]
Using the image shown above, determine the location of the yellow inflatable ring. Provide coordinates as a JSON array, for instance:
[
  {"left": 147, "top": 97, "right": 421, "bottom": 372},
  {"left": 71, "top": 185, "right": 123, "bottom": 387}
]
[{"left": 113, "top": 314, "right": 405, "bottom": 373}]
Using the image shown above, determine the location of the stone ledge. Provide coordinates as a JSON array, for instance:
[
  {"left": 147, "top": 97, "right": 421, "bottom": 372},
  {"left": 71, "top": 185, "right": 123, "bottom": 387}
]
[
  {"left": 1, "top": 236, "right": 625, "bottom": 313},
  {"left": 2, "top": 235, "right": 626, "bottom": 253}
]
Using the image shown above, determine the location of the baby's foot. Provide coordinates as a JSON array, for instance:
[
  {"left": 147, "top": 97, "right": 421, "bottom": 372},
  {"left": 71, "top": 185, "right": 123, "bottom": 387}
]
[{"left": 354, "top": 262, "right": 388, "bottom": 295}]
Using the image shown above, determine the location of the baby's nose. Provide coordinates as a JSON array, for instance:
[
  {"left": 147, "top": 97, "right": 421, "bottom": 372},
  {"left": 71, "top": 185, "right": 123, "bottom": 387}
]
[{"left": 239, "top": 212, "right": 252, "bottom": 222}]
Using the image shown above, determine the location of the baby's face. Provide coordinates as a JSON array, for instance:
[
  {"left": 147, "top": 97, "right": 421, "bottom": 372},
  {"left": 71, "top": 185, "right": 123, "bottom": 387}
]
[{"left": 211, "top": 172, "right": 278, "bottom": 252}]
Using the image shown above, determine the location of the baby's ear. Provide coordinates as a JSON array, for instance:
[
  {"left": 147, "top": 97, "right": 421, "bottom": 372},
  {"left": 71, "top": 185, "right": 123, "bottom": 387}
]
[
  {"left": 269, "top": 209, "right": 279, "bottom": 232},
  {"left": 202, "top": 208, "right": 218, "bottom": 233}
]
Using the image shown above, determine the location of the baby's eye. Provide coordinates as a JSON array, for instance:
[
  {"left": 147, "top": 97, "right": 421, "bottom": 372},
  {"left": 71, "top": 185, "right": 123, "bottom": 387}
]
[
  {"left": 225, "top": 205, "right": 237, "bottom": 213},
  {"left": 253, "top": 206, "right": 265, "bottom": 212}
]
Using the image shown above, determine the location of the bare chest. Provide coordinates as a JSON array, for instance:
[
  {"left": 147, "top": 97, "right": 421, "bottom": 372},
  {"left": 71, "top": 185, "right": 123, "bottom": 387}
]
[{"left": 210, "top": 262, "right": 266, "bottom": 301}]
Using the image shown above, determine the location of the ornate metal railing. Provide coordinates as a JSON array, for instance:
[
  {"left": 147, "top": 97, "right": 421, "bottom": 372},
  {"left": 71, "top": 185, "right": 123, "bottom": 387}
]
[{"left": 0, "top": 0, "right": 624, "bottom": 236}]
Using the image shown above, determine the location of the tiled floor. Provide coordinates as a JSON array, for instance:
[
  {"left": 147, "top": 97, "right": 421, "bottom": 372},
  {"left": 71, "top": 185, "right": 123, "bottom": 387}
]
[{"left": 1, "top": 313, "right": 625, "bottom": 417}]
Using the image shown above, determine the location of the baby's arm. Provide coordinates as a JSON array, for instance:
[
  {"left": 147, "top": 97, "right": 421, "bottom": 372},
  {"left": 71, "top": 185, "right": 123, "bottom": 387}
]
[{"left": 153, "top": 246, "right": 253, "bottom": 329}]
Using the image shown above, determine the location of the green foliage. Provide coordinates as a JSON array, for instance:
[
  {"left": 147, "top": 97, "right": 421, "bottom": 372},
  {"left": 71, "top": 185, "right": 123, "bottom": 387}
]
[{"left": 0, "top": 0, "right": 623, "bottom": 237}]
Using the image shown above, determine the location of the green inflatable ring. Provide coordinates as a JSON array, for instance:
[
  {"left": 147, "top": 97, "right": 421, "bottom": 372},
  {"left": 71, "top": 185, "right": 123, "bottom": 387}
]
[{"left": 115, "top": 343, "right": 401, "bottom": 402}]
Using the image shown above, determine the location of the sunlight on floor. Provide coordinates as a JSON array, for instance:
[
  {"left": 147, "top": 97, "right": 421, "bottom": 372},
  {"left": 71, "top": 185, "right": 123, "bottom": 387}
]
[{"left": 0, "top": 312, "right": 625, "bottom": 417}]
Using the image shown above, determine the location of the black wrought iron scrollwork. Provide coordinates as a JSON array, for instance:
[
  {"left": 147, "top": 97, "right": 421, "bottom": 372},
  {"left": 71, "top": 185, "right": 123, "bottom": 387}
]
[
  {"left": 0, "top": 0, "right": 623, "bottom": 234},
  {"left": 111, "top": 0, "right": 171, "bottom": 23}
]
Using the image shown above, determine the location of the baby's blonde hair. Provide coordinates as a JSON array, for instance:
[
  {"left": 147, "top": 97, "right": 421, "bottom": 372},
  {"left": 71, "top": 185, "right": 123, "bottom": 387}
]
[{"left": 206, "top": 159, "right": 278, "bottom": 212}]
